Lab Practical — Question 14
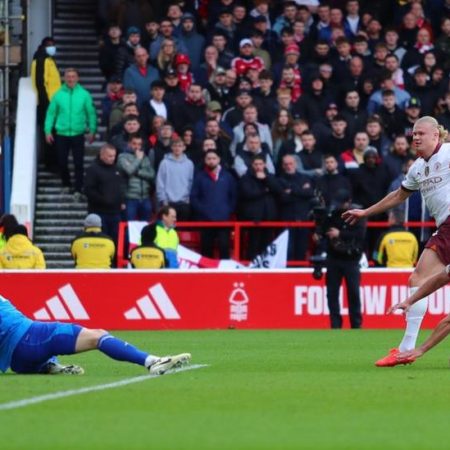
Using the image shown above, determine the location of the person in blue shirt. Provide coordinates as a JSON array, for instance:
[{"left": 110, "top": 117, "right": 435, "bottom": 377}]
[{"left": 0, "top": 295, "right": 190, "bottom": 375}]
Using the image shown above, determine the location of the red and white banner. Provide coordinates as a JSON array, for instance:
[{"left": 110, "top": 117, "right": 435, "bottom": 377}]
[
  {"left": 128, "top": 221, "right": 288, "bottom": 269},
  {"left": 1, "top": 270, "right": 449, "bottom": 329}
]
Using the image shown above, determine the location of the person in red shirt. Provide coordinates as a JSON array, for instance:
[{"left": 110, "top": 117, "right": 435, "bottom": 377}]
[{"left": 231, "top": 39, "right": 265, "bottom": 78}]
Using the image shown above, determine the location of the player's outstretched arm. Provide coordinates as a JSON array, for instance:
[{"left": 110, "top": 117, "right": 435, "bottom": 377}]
[{"left": 342, "top": 188, "right": 411, "bottom": 225}]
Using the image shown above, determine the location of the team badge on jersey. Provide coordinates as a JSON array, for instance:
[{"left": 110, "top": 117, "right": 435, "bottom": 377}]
[{"left": 425, "top": 166, "right": 430, "bottom": 177}]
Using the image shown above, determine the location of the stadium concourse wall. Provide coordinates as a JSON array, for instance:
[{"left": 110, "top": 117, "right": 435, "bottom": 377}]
[
  {"left": 10, "top": 77, "right": 37, "bottom": 235},
  {"left": 1, "top": 269, "right": 450, "bottom": 330}
]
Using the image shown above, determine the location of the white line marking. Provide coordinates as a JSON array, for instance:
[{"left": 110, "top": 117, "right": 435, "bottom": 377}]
[{"left": 0, "top": 364, "right": 208, "bottom": 411}]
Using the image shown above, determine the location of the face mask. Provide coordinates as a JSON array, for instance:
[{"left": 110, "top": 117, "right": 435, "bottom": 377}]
[{"left": 46, "top": 46, "right": 56, "bottom": 56}]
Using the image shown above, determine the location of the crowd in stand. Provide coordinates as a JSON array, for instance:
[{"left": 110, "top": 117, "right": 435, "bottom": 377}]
[{"left": 27, "top": 0, "right": 450, "bottom": 266}]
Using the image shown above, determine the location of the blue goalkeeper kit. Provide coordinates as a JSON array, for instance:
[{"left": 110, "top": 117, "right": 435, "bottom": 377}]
[{"left": 0, "top": 295, "right": 33, "bottom": 372}]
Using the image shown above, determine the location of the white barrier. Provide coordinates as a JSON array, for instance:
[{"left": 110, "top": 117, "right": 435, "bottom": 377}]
[{"left": 10, "top": 77, "right": 37, "bottom": 235}]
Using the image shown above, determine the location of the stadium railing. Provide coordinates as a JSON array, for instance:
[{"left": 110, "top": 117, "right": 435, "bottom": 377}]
[{"left": 117, "top": 220, "right": 436, "bottom": 268}]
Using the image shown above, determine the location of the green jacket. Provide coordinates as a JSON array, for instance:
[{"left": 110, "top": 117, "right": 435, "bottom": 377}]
[
  {"left": 44, "top": 83, "right": 97, "bottom": 136},
  {"left": 117, "top": 151, "right": 155, "bottom": 200}
]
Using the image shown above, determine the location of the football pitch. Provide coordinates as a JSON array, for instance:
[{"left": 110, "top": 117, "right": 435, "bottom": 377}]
[{"left": 1, "top": 329, "right": 450, "bottom": 450}]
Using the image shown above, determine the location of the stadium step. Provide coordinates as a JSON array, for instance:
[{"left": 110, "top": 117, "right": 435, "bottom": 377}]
[{"left": 33, "top": 0, "right": 106, "bottom": 268}]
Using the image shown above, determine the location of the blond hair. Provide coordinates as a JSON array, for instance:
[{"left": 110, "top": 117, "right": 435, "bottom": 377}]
[{"left": 414, "top": 116, "right": 449, "bottom": 143}]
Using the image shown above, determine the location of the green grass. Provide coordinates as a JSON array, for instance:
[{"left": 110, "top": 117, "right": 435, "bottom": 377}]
[{"left": 1, "top": 330, "right": 450, "bottom": 450}]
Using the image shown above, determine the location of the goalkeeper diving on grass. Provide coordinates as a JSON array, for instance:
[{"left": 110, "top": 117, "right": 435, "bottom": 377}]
[{"left": 0, "top": 294, "right": 191, "bottom": 375}]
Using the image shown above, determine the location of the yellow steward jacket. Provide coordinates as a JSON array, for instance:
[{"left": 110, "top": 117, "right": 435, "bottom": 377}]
[
  {"left": 374, "top": 227, "right": 419, "bottom": 268},
  {"left": 71, "top": 227, "right": 115, "bottom": 269},
  {"left": 154, "top": 223, "right": 179, "bottom": 250},
  {"left": 31, "top": 57, "right": 61, "bottom": 102},
  {"left": 130, "top": 245, "right": 167, "bottom": 269},
  {"left": 0, "top": 234, "right": 46, "bottom": 269}
]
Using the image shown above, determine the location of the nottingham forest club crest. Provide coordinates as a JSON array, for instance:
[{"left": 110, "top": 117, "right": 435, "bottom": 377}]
[{"left": 425, "top": 166, "right": 429, "bottom": 177}]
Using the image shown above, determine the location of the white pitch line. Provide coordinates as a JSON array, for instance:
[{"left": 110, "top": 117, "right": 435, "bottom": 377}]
[{"left": 0, "top": 364, "right": 208, "bottom": 411}]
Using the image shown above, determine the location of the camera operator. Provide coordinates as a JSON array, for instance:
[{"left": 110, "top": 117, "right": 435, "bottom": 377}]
[{"left": 313, "top": 189, "right": 366, "bottom": 329}]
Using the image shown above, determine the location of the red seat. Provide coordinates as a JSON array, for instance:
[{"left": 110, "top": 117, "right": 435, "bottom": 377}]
[{"left": 178, "top": 230, "right": 201, "bottom": 252}]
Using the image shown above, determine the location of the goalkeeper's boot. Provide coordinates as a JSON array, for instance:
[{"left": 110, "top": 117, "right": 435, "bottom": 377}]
[
  {"left": 44, "top": 361, "right": 85, "bottom": 375},
  {"left": 149, "top": 353, "right": 191, "bottom": 375},
  {"left": 375, "top": 348, "right": 415, "bottom": 367}
]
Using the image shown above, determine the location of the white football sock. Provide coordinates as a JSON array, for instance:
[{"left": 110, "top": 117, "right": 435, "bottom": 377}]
[
  {"left": 145, "top": 355, "right": 159, "bottom": 368},
  {"left": 398, "top": 287, "right": 428, "bottom": 352}
]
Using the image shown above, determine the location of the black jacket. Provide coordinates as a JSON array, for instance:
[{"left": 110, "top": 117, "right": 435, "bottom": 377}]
[
  {"left": 237, "top": 171, "right": 282, "bottom": 221},
  {"left": 278, "top": 172, "right": 315, "bottom": 220},
  {"left": 84, "top": 157, "right": 125, "bottom": 214}
]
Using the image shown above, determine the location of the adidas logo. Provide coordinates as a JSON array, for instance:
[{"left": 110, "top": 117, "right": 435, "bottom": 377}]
[
  {"left": 33, "top": 284, "right": 90, "bottom": 321},
  {"left": 124, "top": 283, "right": 180, "bottom": 320}
]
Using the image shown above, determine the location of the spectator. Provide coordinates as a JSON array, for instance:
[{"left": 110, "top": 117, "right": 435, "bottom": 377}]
[
  {"left": 212, "top": 7, "right": 237, "bottom": 50},
  {"left": 249, "top": 29, "right": 271, "bottom": 70},
  {"left": 115, "top": 26, "right": 142, "bottom": 78},
  {"left": 140, "top": 19, "right": 159, "bottom": 51},
  {"left": 117, "top": 134, "right": 154, "bottom": 221},
  {"left": 140, "top": 80, "right": 169, "bottom": 128},
  {"left": 320, "top": 114, "right": 352, "bottom": 159},
  {"left": 344, "top": 0, "right": 361, "bottom": 38},
  {"left": 0, "top": 225, "right": 46, "bottom": 269},
  {"left": 123, "top": 47, "right": 159, "bottom": 107},
  {"left": 271, "top": 108, "right": 294, "bottom": 165},
  {"left": 155, "top": 38, "right": 178, "bottom": 76},
  {"left": 195, "top": 45, "right": 220, "bottom": 88},
  {"left": 252, "top": 13, "right": 278, "bottom": 60},
  {"left": 71, "top": 214, "right": 115, "bottom": 269},
  {"left": 340, "top": 89, "right": 368, "bottom": 137},
  {"left": 0, "top": 214, "right": 19, "bottom": 250},
  {"left": 191, "top": 149, "right": 237, "bottom": 258},
  {"left": 384, "top": 53, "right": 405, "bottom": 89},
  {"left": 130, "top": 223, "right": 167, "bottom": 269},
  {"left": 172, "top": 83, "right": 206, "bottom": 132},
  {"left": 201, "top": 117, "right": 233, "bottom": 168},
  {"left": 273, "top": 1, "right": 298, "bottom": 37},
  {"left": 278, "top": 154, "right": 315, "bottom": 260},
  {"left": 383, "top": 27, "right": 407, "bottom": 64},
  {"left": 31, "top": 36, "right": 61, "bottom": 172},
  {"left": 231, "top": 38, "right": 265, "bottom": 78},
  {"left": 400, "top": 96, "right": 422, "bottom": 142},
  {"left": 399, "top": 12, "right": 420, "bottom": 50},
  {"left": 383, "top": 135, "right": 413, "bottom": 182},
  {"left": 156, "top": 138, "right": 194, "bottom": 221},
  {"left": 150, "top": 123, "right": 175, "bottom": 172},
  {"left": 174, "top": 53, "right": 194, "bottom": 93},
  {"left": 341, "top": 131, "right": 370, "bottom": 172},
  {"left": 84, "top": 143, "right": 125, "bottom": 245},
  {"left": 407, "top": 67, "right": 438, "bottom": 116},
  {"left": 310, "top": 101, "right": 338, "bottom": 141},
  {"left": 109, "top": 89, "right": 138, "bottom": 132},
  {"left": 435, "top": 17, "right": 450, "bottom": 71},
  {"left": 378, "top": 89, "right": 407, "bottom": 140},
  {"left": 277, "top": 118, "right": 308, "bottom": 171},
  {"left": 163, "top": 67, "right": 185, "bottom": 115},
  {"left": 401, "top": 28, "right": 435, "bottom": 74},
  {"left": 167, "top": 3, "right": 183, "bottom": 36},
  {"left": 101, "top": 75, "right": 124, "bottom": 127},
  {"left": 297, "top": 130, "right": 324, "bottom": 179},
  {"left": 373, "top": 209, "right": 419, "bottom": 268},
  {"left": 154, "top": 205, "right": 179, "bottom": 268},
  {"left": 110, "top": 114, "right": 143, "bottom": 154},
  {"left": 436, "top": 91, "right": 450, "bottom": 131},
  {"left": 99, "top": 24, "right": 126, "bottom": 82},
  {"left": 339, "top": 55, "right": 365, "bottom": 101},
  {"left": 234, "top": 132, "right": 275, "bottom": 177},
  {"left": 279, "top": 65, "right": 302, "bottom": 103},
  {"left": 178, "top": 13, "right": 205, "bottom": 72},
  {"left": 367, "top": 72, "right": 411, "bottom": 115},
  {"left": 365, "top": 115, "right": 392, "bottom": 158},
  {"left": 44, "top": 68, "right": 97, "bottom": 200},
  {"left": 149, "top": 18, "right": 188, "bottom": 61},
  {"left": 253, "top": 69, "right": 276, "bottom": 125},
  {"left": 222, "top": 89, "right": 253, "bottom": 129},
  {"left": 350, "top": 146, "right": 391, "bottom": 251},
  {"left": 237, "top": 154, "right": 282, "bottom": 260},
  {"left": 210, "top": 30, "right": 234, "bottom": 69},
  {"left": 230, "top": 104, "right": 273, "bottom": 155},
  {"left": 293, "top": 75, "right": 332, "bottom": 127},
  {"left": 202, "top": 67, "right": 234, "bottom": 111},
  {"left": 316, "top": 154, "right": 352, "bottom": 208}
]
